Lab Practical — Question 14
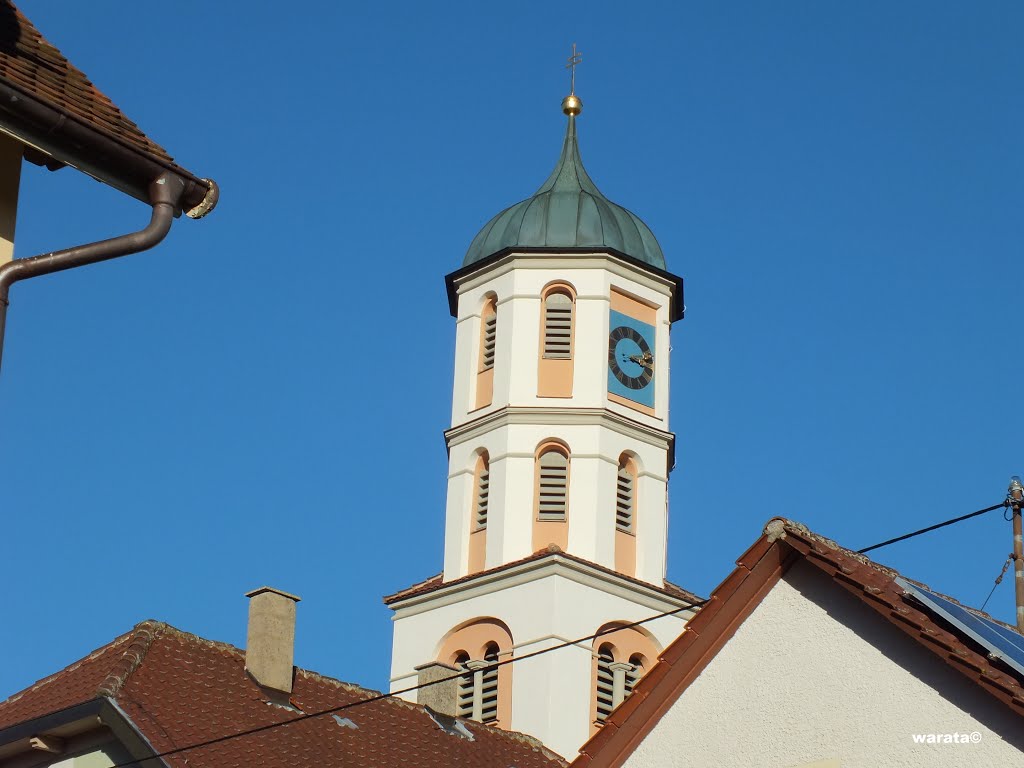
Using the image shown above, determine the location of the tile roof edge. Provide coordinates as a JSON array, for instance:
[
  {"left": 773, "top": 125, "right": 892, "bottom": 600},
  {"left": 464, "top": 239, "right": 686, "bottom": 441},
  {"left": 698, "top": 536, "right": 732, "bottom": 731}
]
[
  {"left": 574, "top": 517, "right": 1024, "bottom": 768},
  {"left": 0, "top": 626, "right": 139, "bottom": 710},
  {"left": 571, "top": 524, "right": 795, "bottom": 768},
  {"left": 382, "top": 572, "right": 443, "bottom": 604},
  {"left": 0, "top": 75, "right": 190, "bottom": 179},
  {"left": 384, "top": 550, "right": 704, "bottom": 606}
]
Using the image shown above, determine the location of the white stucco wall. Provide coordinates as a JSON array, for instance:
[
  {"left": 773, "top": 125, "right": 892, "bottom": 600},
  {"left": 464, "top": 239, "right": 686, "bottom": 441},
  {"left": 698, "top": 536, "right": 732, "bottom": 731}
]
[
  {"left": 442, "top": 253, "right": 677, "bottom": 584},
  {"left": 449, "top": 254, "right": 675, "bottom": 426},
  {"left": 390, "top": 561, "right": 692, "bottom": 760},
  {"left": 443, "top": 419, "right": 669, "bottom": 581},
  {"left": 622, "top": 560, "right": 1024, "bottom": 768}
]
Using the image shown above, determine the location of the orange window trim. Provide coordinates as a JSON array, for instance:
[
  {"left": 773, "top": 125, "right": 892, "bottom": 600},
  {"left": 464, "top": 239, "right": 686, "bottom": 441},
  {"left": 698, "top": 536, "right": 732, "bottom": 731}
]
[
  {"left": 532, "top": 442, "right": 570, "bottom": 552},
  {"left": 538, "top": 284, "right": 576, "bottom": 398}
]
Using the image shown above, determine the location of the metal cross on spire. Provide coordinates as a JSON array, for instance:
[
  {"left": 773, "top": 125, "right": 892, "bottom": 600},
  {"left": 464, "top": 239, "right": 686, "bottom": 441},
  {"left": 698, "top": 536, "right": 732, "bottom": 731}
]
[{"left": 566, "top": 43, "right": 582, "bottom": 95}]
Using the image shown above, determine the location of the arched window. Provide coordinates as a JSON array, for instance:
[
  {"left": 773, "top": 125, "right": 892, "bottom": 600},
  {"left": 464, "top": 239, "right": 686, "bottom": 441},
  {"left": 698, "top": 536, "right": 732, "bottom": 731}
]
[
  {"left": 455, "top": 652, "right": 473, "bottom": 719},
  {"left": 542, "top": 291, "right": 573, "bottom": 358},
  {"left": 625, "top": 653, "right": 646, "bottom": 698},
  {"left": 480, "top": 644, "right": 500, "bottom": 724},
  {"left": 591, "top": 625, "right": 660, "bottom": 731},
  {"left": 537, "top": 449, "right": 568, "bottom": 521},
  {"left": 615, "top": 458, "right": 635, "bottom": 533},
  {"left": 468, "top": 452, "right": 489, "bottom": 573},
  {"left": 615, "top": 454, "right": 638, "bottom": 576},
  {"left": 475, "top": 455, "right": 490, "bottom": 529},
  {"left": 481, "top": 306, "right": 497, "bottom": 371},
  {"left": 438, "top": 619, "right": 513, "bottom": 727},
  {"left": 595, "top": 644, "right": 616, "bottom": 723},
  {"left": 537, "top": 284, "right": 575, "bottom": 397},
  {"left": 533, "top": 443, "right": 570, "bottom": 551},
  {"left": 475, "top": 296, "right": 497, "bottom": 409}
]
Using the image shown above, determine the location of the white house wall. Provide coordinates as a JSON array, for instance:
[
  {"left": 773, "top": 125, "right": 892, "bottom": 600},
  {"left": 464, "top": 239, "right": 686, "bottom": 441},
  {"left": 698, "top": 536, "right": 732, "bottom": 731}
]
[{"left": 622, "top": 560, "right": 1024, "bottom": 768}]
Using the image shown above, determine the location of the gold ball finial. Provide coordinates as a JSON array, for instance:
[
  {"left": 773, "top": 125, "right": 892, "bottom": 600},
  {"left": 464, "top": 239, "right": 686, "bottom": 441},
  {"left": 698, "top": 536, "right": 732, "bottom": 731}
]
[{"left": 562, "top": 94, "right": 582, "bottom": 116}]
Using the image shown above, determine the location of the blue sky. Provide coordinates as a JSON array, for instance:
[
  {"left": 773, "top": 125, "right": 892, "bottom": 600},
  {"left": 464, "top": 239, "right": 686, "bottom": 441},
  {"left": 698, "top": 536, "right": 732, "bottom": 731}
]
[{"left": 3, "top": 1, "right": 1024, "bottom": 700}]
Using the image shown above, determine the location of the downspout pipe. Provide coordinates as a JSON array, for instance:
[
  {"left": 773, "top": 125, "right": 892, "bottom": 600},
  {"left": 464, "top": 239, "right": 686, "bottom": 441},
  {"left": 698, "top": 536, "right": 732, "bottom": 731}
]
[{"left": 0, "top": 172, "right": 186, "bottom": 373}]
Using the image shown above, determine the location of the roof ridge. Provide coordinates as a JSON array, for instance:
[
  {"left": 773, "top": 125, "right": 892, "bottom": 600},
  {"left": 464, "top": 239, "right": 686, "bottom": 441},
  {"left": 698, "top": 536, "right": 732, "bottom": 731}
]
[
  {"left": 770, "top": 517, "right": 1024, "bottom": 633},
  {"left": 295, "top": 668, "right": 385, "bottom": 698},
  {"left": 95, "top": 619, "right": 168, "bottom": 697}
]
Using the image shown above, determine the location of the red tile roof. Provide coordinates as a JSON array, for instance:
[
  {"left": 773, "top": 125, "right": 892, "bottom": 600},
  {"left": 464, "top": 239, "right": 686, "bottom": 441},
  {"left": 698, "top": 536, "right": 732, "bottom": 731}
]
[
  {"left": 0, "top": 2, "right": 179, "bottom": 171},
  {"left": 572, "top": 518, "right": 1024, "bottom": 768},
  {"left": 0, "top": 1, "right": 213, "bottom": 212},
  {"left": 0, "top": 621, "right": 566, "bottom": 768},
  {"left": 384, "top": 547, "right": 703, "bottom": 606}
]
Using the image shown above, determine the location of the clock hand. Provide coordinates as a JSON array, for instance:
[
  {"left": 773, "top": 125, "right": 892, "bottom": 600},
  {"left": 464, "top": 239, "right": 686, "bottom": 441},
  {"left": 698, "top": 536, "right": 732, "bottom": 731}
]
[{"left": 628, "top": 353, "right": 653, "bottom": 368}]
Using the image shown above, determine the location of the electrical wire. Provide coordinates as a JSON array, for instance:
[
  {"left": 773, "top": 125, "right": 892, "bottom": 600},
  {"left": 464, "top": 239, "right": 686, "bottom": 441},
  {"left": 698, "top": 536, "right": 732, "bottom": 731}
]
[
  {"left": 102, "top": 500, "right": 1012, "bottom": 765},
  {"left": 980, "top": 555, "right": 1013, "bottom": 613},
  {"left": 857, "top": 502, "right": 1007, "bottom": 554},
  {"left": 109, "top": 597, "right": 707, "bottom": 767}
]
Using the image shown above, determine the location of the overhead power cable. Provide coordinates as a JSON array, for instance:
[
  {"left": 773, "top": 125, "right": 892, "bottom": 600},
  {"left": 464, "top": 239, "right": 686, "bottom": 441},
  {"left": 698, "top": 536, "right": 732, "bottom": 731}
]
[
  {"left": 980, "top": 555, "right": 1013, "bottom": 613},
  {"left": 857, "top": 502, "right": 1007, "bottom": 555},
  {"left": 109, "top": 597, "right": 707, "bottom": 768}
]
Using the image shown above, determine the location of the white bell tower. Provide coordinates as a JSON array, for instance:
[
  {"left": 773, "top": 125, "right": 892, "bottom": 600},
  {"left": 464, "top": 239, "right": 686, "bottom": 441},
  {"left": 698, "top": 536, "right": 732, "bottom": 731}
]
[{"left": 386, "top": 86, "right": 698, "bottom": 760}]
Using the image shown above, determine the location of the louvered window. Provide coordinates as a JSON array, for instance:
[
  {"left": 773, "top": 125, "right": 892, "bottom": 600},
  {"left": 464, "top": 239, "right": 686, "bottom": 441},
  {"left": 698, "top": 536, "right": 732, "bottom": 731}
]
[
  {"left": 595, "top": 646, "right": 615, "bottom": 723},
  {"left": 615, "top": 463, "right": 634, "bottom": 533},
  {"left": 481, "top": 310, "right": 497, "bottom": 371},
  {"left": 625, "top": 656, "right": 642, "bottom": 697},
  {"left": 543, "top": 292, "right": 573, "bottom": 359},
  {"left": 537, "top": 450, "right": 568, "bottom": 521},
  {"left": 456, "top": 654, "right": 474, "bottom": 718},
  {"left": 475, "top": 460, "right": 490, "bottom": 529},
  {"left": 455, "top": 647, "right": 500, "bottom": 724},
  {"left": 480, "top": 645, "right": 500, "bottom": 723}
]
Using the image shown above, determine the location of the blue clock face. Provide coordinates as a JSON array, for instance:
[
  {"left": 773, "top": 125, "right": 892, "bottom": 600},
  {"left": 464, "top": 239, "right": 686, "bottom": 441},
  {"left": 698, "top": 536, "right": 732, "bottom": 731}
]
[{"left": 608, "top": 310, "right": 655, "bottom": 407}]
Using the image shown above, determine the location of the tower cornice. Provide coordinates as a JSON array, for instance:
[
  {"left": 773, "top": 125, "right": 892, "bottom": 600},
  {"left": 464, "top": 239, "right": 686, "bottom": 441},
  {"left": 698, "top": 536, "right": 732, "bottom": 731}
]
[
  {"left": 444, "top": 405, "right": 676, "bottom": 473},
  {"left": 445, "top": 248, "right": 684, "bottom": 322},
  {"left": 384, "top": 549, "right": 701, "bottom": 616}
]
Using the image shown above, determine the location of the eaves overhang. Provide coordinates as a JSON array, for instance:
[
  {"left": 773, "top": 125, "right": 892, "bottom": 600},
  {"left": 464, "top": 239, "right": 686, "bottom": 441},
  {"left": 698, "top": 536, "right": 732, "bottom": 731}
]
[
  {"left": 0, "top": 80, "right": 215, "bottom": 216},
  {"left": 385, "top": 550, "right": 702, "bottom": 614},
  {"left": 444, "top": 247, "right": 684, "bottom": 322},
  {"left": 0, "top": 696, "right": 167, "bottom": 768}
]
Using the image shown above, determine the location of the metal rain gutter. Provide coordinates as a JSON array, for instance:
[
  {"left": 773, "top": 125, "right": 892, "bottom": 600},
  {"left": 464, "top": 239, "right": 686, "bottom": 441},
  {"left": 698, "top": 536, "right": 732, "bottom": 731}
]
[
  {"left": 0, "top": 172, "right": 186, "bottom": 373},
  {"left": 0, "top": 79, "right": 213, "bottom": 213}
]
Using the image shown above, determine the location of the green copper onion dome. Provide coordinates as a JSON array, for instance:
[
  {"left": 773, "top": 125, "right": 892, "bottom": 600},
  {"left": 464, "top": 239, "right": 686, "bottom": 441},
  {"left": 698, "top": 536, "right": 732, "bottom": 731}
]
[{"left": 463, "top": 106, "right": 666, "bottom": 270}]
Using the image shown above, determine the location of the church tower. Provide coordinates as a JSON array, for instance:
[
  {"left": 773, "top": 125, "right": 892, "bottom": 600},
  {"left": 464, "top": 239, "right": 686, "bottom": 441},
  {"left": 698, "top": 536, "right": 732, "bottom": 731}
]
[{"left": 385, "top": 83, "right": 698, "bottom": 759}]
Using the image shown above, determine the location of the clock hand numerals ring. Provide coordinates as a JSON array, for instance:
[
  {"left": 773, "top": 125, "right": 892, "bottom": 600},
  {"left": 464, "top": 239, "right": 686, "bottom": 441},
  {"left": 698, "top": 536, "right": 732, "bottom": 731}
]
[{"left": 608, "top": 325, "right": 654, "bottom": 390}]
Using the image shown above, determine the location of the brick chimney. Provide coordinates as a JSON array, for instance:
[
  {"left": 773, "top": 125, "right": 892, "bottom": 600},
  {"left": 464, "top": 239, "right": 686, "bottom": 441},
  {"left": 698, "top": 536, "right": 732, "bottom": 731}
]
[{"left": 245, "top": 586, "right": 301, "bottom": 695}]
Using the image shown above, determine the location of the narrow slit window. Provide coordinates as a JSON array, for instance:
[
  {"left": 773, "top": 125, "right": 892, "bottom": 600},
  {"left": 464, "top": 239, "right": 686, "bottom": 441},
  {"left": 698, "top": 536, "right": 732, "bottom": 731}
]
[
  {"left": 615, "top": 461, "right": 635, "bottom": 533},
  {"left": 456, "top": 653, "right": 474, "bottom": 719},
  {"left": 595, "top": 645, "right": 615, "bottom": 723},
  {"left": 481, "top": 310, "right": 497, "bottom": 371},
  {"left": 625, "top": 654, "right": 643, "bottom": 698},
  {"left": 537, "top": 450, "right": 568, "bottom": 521},
  {"left": 480, "top": 645, "right": 499, "bottom": 724},
  {"left": 543, "top": 292, "right": 573, "bottom": 359},
  {"left": 475, "top": 459, "right": 490, "bottom": 529}
]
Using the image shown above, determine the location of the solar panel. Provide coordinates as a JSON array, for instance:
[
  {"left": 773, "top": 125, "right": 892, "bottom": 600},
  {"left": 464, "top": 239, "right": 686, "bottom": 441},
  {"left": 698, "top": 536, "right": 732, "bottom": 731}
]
[{"left": 895, "top": 577, "right": 1024, "bottom": 677}]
